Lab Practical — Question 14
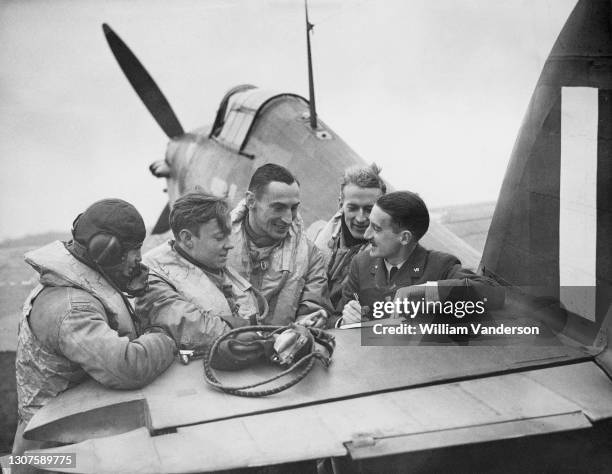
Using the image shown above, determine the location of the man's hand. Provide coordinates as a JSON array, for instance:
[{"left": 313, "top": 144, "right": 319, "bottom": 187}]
[
  {"left": 143, "top": 325, "right": 176, "bottom": 348},
  {"left": 296, "top": 309, "right": 327, "bottom": 328},
  {"left": 341, "top": 300, "right": 362, "bottom": 325},
  {"left": 212, "top": 331, "right": 272, "bottom": 371}
]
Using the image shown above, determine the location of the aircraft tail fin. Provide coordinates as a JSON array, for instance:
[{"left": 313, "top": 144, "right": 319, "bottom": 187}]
[{"left": 481, "top": 0, "right": 612, "bottom": 345}]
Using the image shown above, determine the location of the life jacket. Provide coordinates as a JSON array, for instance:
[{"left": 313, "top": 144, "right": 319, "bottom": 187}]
[
  {"left": 228, "top": 201, "right": 312, "bottom": 325},
  {"left": 16, "top": 241, "right": 136, "bottom": 423},
  {"left": 144, "top": 242, "right": 264, "bottom": 322}
]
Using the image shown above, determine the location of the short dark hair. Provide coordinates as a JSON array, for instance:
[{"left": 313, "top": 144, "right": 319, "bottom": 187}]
[
  {"left": 248, "top": 163, "right": 298, "bottom": 198},
  {"left": 169, "top": 193, "right": 230, "bottom": 238},
  {"left": 376, "top": 191, "right": 429, "bottom": 240},
  {"left": 340, "top": 163, "right": 386, "bottom": 197}
]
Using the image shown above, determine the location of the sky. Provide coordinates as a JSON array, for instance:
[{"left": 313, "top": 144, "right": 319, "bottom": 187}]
[{"left": 0, "top": 0, "right": 577, "bottom": 240}]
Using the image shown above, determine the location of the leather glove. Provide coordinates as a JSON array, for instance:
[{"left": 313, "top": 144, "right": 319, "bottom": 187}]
[{"left": 211, "top": 331, "right": 274, "bottom": 371}]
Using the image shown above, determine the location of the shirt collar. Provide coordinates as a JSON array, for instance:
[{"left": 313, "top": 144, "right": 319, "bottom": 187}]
[
  {"left": 171, "top": 240, "right": 223, "bottom": 277},
  {"left": 383, "top": 242, "right": 424, "bottom": 274},
  {"left": 383, "top": 258, "right": 407, "bottom": 273}
]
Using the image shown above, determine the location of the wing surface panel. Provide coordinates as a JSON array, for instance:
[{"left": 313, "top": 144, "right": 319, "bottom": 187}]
[
  {"left": 26, "top": 330, "right": 588, "bottom": 443},
  {"left": 30, "top": 362, "right": 612, "bottom": 473},
  {"left": 344, "top": 413, "right": 591, "bottom": 461},
  {"left": 524, "top": 361, "right": 612, "bottom": 421}
]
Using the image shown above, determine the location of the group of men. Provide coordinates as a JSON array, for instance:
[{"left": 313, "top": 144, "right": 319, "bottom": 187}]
[{"left": 13, "top": 162, "right": 499, "bottom": 461}]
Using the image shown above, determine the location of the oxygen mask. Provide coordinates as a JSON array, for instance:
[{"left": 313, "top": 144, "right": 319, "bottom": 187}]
[{"left": 125, "top": 262, "right": 149, "bottom": 297}]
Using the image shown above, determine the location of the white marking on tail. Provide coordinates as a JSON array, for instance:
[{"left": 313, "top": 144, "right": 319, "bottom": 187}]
[{"left": 559, "top": 87, "right": 598, "bottom": 321}]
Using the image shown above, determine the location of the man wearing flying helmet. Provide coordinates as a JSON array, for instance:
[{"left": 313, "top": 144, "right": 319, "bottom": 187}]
[{"left": 12, "top": 199, "right": 176, "bottom": 464}]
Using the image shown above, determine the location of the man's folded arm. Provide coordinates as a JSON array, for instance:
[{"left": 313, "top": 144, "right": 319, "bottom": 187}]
[
  {"left": 135, "top": 275, "right": 240, "bottom": 349},
  {"left": 437, "top": 259, "right": 505, "bottom": 309},
  {"left": 58, "top": 300, "right": 176, "bottom": 390}
]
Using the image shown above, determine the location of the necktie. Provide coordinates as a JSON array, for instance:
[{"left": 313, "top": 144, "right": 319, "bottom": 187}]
[{"left": 389, "top": 265, "right": 398, "bottom": 282}]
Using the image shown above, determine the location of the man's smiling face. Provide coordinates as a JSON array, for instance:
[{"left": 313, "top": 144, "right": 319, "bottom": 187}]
[
  {"left": 364, "top": 204, "right": 405, "bottom": 261},
  {"left": 248, "top": 181, "right": 301, "bottom": 242},
  {"left": 341, "top": 184, "right": 383, "bottom": 240}
]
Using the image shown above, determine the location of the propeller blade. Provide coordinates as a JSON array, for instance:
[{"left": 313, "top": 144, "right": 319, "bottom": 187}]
[
  {"left": 102, "top": 23, "right": 184, "bottom": 138},
  {"left": 151, "top": 203, "right": 171, "bottom": 235}
]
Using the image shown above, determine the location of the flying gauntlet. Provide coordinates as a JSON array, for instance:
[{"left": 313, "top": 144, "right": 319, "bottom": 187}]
[{"left": 210, "top": 325, "right": 313, "bottom": 371}]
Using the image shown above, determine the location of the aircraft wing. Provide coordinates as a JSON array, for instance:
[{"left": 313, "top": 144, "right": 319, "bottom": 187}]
[
  {"left": 22, "top": 324, "right": 612, "bottom": 473},
  {"left": 31, "top": 366, "right": 612, "bottom": 473}
]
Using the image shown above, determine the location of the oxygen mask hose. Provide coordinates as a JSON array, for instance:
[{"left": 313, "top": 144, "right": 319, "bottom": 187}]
[{"left": 203, "top": 324, "right": 335, "bottom": 397}]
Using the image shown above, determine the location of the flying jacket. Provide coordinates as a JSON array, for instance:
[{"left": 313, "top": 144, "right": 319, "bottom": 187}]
[
  {"left": 227, "top": 200, "right": 333, "bottom": 325},
  {"left": 137, "top": 242, "right": 267, "bottom": 350},
  {"left": 310, "top": 210, "right": 370, "bottom": 312},
  {"left": 15, "top": 241, "right": 176, "bottom": 424}
]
